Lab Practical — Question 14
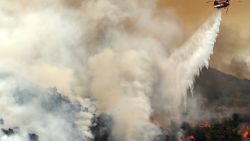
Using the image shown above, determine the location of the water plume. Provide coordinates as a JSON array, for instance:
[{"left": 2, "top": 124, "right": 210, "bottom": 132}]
[{"left": 152, "top": 11, "right": 222, "bottom": 127}]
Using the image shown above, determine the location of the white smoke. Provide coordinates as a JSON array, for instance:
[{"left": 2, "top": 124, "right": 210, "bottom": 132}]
[
  {"left": 0, "top": 74, "right": 94, "bottom": 141},
  {"left": 0, "top": 0, "right": 221, "bottom": 141}
]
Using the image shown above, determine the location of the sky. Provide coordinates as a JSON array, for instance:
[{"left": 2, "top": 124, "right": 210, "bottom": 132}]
[{"left": 158, "top": 0, "right": 250, "bottom": 79}]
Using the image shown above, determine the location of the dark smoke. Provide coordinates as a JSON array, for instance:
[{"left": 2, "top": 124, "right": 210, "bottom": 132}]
[{"left": 193, "top": 68, "right": 250, "bottom": 114}]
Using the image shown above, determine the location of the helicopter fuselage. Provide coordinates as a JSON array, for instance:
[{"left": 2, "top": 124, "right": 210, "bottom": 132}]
[{"left": 214, "top": 0, "right": 230, "bottom": 9}]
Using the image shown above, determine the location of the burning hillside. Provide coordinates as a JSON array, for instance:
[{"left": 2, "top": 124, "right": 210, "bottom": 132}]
[
  {"left": 90, "top": 68, "right": 250, "bottom": 141},
  {"left": 180, "top": 114, "right": 250, "bottom": 141}
]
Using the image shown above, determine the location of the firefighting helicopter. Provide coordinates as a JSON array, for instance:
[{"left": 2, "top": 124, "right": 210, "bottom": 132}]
[{"left": 207, "top": 0, "right": 230, "bottom": 12}]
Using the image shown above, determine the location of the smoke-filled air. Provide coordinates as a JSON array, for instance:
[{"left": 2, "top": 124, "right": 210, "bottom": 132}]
[{"left": 0, "top": 0, "right": 222, "bottom": 141}]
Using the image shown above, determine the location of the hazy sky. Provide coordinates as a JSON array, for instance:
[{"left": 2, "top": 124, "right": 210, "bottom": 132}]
[{"left": 158, "top": 0, "right": 250, "bottom": 79}]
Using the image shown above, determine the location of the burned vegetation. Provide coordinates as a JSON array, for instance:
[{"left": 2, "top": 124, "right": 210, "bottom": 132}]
[
  {"left": 181, "top": 114, "right": 249, "bottom": 141},
  {"left": 0, "top": 118, "right": 39, "bottom": 141},
  {"left": 90, "top": 113, "right": 250, "bottom": 141}
]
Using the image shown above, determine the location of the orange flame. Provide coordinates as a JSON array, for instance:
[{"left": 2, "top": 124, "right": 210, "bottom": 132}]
[
  {"left": 243, "top": 126, "right": 249, "bottom": 138},
  {"left": 188, "top": 135, "right": 195, "bottom": 140},
  {"left": 181, "top": 135, "right": 196, "bottom": 141}
]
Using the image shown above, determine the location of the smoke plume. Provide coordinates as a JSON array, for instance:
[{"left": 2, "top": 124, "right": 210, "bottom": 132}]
[{"left": 0, "top": 0, "right": 221, "bottom": 141}]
